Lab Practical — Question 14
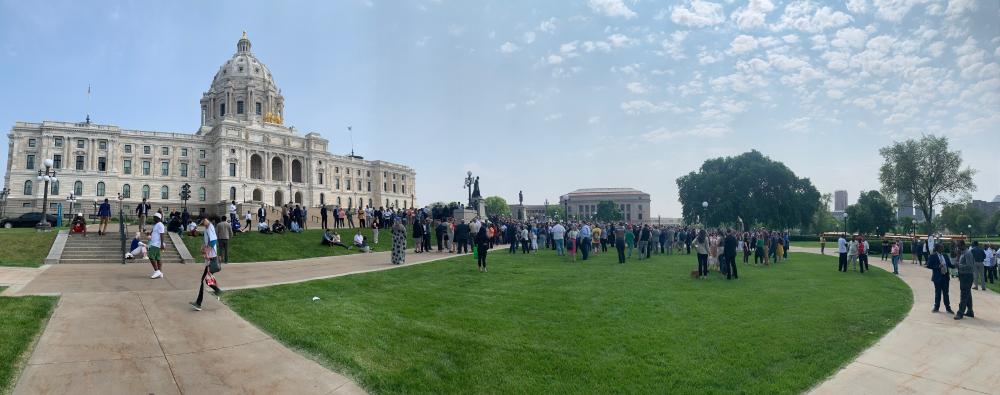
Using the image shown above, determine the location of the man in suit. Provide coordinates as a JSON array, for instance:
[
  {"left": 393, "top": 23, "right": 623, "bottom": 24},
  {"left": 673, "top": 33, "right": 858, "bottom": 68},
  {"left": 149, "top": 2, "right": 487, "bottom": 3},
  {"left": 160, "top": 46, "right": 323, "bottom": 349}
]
[
  {"left": 926, "top": 244, "right": 954, "bottom": 314},
  {"left": 257, "top": 204, "right": 267, "bottom": 225},
  {"left": 454, "top": 219, "right": 471, "bottom": 254},
  {"left": 320, "top": 205, "right": 329, "bottom": 230},
  {"left": 724, "top": 229, "right": 739, "bottom": 280}
]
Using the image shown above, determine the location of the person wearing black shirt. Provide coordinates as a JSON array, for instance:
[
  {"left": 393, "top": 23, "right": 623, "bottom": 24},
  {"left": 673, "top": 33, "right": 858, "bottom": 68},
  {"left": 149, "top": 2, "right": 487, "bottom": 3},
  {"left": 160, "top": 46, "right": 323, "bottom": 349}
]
[
  {"left": 412, "top": 218, "right": 424, "bottom": 253},
  {"left": 475, "top": 226, "right": 489, "bottom": 272},
  {"left": 320, "top": 206, "right": 328, "bottom": 229},
  {"left": 454, "top": 220, "right": 471, "bottom": 254},
  {"left": 724, "top": 230, "right": 739, "bottom": 280}
]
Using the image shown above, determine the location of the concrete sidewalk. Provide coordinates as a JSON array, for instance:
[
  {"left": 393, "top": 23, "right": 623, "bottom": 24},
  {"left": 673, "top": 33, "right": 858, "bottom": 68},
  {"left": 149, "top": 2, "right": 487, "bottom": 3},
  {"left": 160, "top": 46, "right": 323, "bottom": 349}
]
[
  {"left": 798, "top": 247, "right": 1000, "bottom": 395},
  {"left": 11, "top": 249, "right": 472, "bottom": 395}
]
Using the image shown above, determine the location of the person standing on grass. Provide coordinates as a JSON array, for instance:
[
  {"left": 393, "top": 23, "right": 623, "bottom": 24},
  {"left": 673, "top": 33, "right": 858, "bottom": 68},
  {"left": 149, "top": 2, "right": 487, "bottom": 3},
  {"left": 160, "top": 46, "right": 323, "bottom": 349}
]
[
  {"left": 857, "top": 236, "right": 869, "bottom": 274},
  {"left": 148, "top": 213, "right": 166, "bottom": 279},
  {"left": 615, "top": 223, "right": 626, "bottom": 264},
  {"left": 475, "top": 225, "right": 489, "bottom": 272},
  {"left": 567, "top": 225, "right": 579, "bottom": 262},
  {"left": 625, "top": 225, "right": 636, "bottom": 259},
  {"left": 244, "top": 211, "right": 253, "bottom": 232},
  {"left": 820, "top": 235, "right": 826, "bottom": 255},
  {"left": 391, "top": 219, "right": 407, "bottom": 265},
  {"left": 412, "top": 216, "right": 424, "bottom": 253},
  {"left": 724, "top": 229, "right": 739, "bottom": 280},
  {"left": 694, "top": 230, "right": 708, "bottom": 279},
  {"left": 191, "top": 218, "right": 223, "bottom": 311},
  {"left": 954, "top": 240, "right": 977, "bottom": 320},
  {"left": 371, "top": 216, "right": 380, "bottom": 248},
  {"left": 890, "top": 240, "right": 901, "bottom": 275},
  {"left": 346, "top": 206, "right": 355, "bottom": 228},
  {"left": 216, "top": 216, "right": 232, "bottom": 264},
  {"left": 321, "top": 205, "right": 329, "bottom": 230},
  {"left": 551, "top": 221, "right": 566, "bottom": 256},
  {"left": 837, "top": 233, "right": 848, "bottom": 272},
  {"left": 257, "top": 204, "right": 267, "bottom": 225},
  {"left": 927, "top": 244, "right": 954, "bottom": 314},
  {"left": 579, "top": 223, "right": 592, "bottom": 261}
]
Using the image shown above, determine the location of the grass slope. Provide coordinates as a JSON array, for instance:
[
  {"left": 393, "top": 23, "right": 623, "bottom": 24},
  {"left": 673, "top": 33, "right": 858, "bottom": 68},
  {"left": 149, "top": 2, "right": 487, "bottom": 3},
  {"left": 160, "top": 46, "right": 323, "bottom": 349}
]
[
  {"left": 181, "top": 228, "right": 417, "bottom": 263},
  {"left": 0, "top": 229, "right": 58, "bottom": 267},
  {"left": 226, "top": 250, "right": 911, "bottom": 394},
  {"left": 0, "top": 288, "right": 57, "bottom": 394}
]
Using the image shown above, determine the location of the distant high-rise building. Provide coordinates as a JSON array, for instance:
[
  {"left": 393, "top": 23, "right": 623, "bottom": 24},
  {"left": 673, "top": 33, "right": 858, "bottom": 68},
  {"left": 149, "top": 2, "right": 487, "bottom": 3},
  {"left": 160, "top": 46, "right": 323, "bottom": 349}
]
[
  {"left": 896, "top": 191, "right": 914, "bottom": 219},
  {"left": 834, "top": 190, "right": 848, "bottom": 212}
]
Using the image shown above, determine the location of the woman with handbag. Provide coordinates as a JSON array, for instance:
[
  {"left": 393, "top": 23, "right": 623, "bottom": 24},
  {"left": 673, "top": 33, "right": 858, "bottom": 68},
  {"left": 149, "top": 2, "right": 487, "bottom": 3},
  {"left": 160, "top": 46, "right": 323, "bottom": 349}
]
[{"left": 192, "top": 218, "right": 223, "bottom": 311}]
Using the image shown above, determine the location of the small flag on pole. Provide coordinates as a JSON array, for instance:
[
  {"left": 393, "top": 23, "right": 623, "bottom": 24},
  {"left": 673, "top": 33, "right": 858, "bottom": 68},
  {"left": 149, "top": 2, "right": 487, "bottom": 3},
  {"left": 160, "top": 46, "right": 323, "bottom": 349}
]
[{"left": 87, "top": 85, "right": 91, "bottom": 95}]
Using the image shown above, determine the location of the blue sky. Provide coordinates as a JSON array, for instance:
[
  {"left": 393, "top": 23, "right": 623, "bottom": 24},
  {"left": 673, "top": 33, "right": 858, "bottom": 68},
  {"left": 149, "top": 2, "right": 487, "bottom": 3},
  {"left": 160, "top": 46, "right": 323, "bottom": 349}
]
[{"left": 1, "top": 0, "right": 998, "bottom": 217}]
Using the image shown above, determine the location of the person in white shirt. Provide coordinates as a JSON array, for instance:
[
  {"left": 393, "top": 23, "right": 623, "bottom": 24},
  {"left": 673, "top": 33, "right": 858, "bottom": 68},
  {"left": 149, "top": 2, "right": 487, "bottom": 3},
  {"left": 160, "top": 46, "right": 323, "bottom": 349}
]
[
  {"left": 191, "top": 218, "right": 222, "bottom": 311},
  {"left": 837, "top": 234, "right": 848, "bottom": 272},
  {"left": 148, "top": 213, "right": 166, "bottom": 279},
  {"left": 984, "top": 244, "right": 996, "bottom": 285},
  {"left": 551, "top": 223, "right": 566, "bottom": 256},
  {"left": 244, "top": 211, "right": 253, "bottom": 231},
  {"left": 353, "top": 230, "right": 370, "bottom": 252}
]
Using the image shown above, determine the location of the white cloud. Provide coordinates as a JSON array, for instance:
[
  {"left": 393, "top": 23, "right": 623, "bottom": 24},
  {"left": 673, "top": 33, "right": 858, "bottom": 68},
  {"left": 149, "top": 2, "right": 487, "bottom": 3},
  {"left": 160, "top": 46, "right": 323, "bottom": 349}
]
[
  {"left": 944, "top": 0, "right": 976, "bottom": 17},
  {"left": 607, "top": 33, "right": 637, "bottom": 48},
  {"left": 523, "top": 31, "right": 536, "bottom": 44},
  {"left": 611, "top": 63, "right": 642, "bottom": 76},
  {"left": 620, "top": 100, "right": 692, "bottom": 115},
  {"left": 538, "top": 18, "right": 557, "bottom": 33},
  {"left": 588, "top": 0, "right": 637, "bottom": 19},
  {"left": 560, "top": 41, "right": 579, "bottom": 55},
  {"left": 582, "top": 40, "right": 612, "bottom": 52},
  {"left": 782, "top": 117, "right": 812, "bottom": 133},
  {"left": 504, "top": 102, "right": 517, "bottom": 110},
  {"left": 670, "top": 0, "right": 725, "bottom": 27},
  {"left": 846, "top": 0, "right": 868, "bottom": 14},
  {"left": 415, "top": 36, "right": 431, "bottom": 47},
  {"left": 588, "top": 116, "right": 601, "bottom": 124},
  {"left": 547, "top": 54, "right": 564, "bottom": 64},
  {"left": 872, "top": 0, "right": 930, "bottom": 22},
  {"left": 929, "top": 41, "right": 946, "bottom": 57},
  {"left": 775, "top": 1, "right": 853, "bottom": 33},
  {"left": 500, "top": 42, "right": 520, "bottom": 53},
  {"left": 543, "top": 113, "right": 563, "bottom": 121},
  {"left": 729, "top": 35, "right": 759, "bottom": 55},
  {"left": 448, "top": 25, "right": 466, "bottom": 37},
  {"left": 642, "top": 124, "right": 731, "bottom": 142},
  {"left": 831, "top": 27, "right": 868, "bottom": 48},
  {"left": 782, "top": 34, "right": 799, "bottom": 43},
  {"left": 731, "top": 0, "right": 775, "bottom": 30},
  {"left": 626, "top": 82, "right": 648, "bottom": 94},
  {"left": 660, "top": 31, "right": 689, "bottom": 59},
  {"left": 698, "top": 50, "right": 723, "bottom": 64}
]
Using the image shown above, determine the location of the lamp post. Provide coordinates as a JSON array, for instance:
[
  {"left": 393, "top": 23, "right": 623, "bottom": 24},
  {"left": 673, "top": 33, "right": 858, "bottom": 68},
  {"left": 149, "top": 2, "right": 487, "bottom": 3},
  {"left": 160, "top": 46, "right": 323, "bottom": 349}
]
[
  {"left": 66, "top": 193, "right": 77, "bottom": 223},
  {"left": 242, "top": 183, "right": 247, "bottom": 203},
  {"left": 844, "top": 212, "right": 849, "bottom": 234},
  {"left": 117, "top": 193, "right": 125, "bottom": 264},
  {"left": 464, "top": 171, "right": 473, "bottom": 206},
  {"left": 288, "top": 181, "right": 293, "bottom": 205},
  {"left": 35, "top": 159, "right": 57, "bottom": 231},
  {"left": 701, "top": 201, "right": 708, "bottom": 227},
  {"left": 968, "top": 224, "right": 972, "bottom": 241},
  {"left": 912, "top": 219, "right": 917, "bottom": 239}
]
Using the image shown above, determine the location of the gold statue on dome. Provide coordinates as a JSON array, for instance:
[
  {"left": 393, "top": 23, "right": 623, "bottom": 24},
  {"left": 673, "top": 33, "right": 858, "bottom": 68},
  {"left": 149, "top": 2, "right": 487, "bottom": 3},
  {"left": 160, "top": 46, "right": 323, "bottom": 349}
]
[{"left": 263, "top": 112, "right": 283, "bottom": 124}]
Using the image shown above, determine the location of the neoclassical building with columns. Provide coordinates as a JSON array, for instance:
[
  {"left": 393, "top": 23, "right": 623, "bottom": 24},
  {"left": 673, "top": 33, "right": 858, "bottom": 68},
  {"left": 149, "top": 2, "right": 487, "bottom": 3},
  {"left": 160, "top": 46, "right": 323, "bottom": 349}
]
[{"left": 3, "top": 33, "right": 416, "bottom": 217}]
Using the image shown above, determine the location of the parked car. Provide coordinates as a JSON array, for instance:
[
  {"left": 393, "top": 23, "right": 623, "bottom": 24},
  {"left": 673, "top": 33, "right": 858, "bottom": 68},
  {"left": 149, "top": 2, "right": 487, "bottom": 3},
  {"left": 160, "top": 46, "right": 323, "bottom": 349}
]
[{"left": 1, "top": 212, "right": 58, "bottom": 228}]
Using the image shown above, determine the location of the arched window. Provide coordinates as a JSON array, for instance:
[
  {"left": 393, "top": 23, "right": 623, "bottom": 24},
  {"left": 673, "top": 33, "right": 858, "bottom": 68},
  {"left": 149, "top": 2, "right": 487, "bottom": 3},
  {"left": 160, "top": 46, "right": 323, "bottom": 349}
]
[
  {"left": 368, "top": 198, "right": 373, "bottom": 208},
  {"left": 122, "top": 184, "right": 131, "bottom": 198},
  {"left": 229, "top": 187, "right": 237, "bottom": 201},
  {"left": 320, "top": 193, "right": 325, "bottom": 205},
  {"left": 97, "top": 182, "right": 106, "bottom": 197},
  {"left": 160, "top": 186, "right": 169, "bottom": 200},
  {"left": 271, "top": 157, "right": 284, "bottom": 181},
  {"left": 274, "top": 190, "right": 283, "bottom": 206},
  {"left": 347, "top": 197, "right": 352, "bottom": 208},
  {"left": 74, "top": 181, "right": 83, "bottom": 196},
  {"left": 294, "top": 191, "right": 302, "bottom": 204},
  {"left": 291, "top": 159, "right": 302, "bottom": 183},
  {"left": 51, "top": 181, "right": 59, "bottom": 195},
  {"left": 198, "top": 187, "right": 206, "bottom": 202},
  {"left": 395, "top": 199, "right": 399, "bottom": 208},
  {"left": 23, "top": 180, "right": 32, "bottom": 195},
  {"left": 250, "top": 154, "right": 263, "bottom": 179},
  {"left": 142, "top": 185, "right": 150, "bottom": 199},
  {"left": 252, "top": 188, "right": 262, "bottom": 202},
  {"left": 337, "top": 197, "right": 342, "bottom": 206}
]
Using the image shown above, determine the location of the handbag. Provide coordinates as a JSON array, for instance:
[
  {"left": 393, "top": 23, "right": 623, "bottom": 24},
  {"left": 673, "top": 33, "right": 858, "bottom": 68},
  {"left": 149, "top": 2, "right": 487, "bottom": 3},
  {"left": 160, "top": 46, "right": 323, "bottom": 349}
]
[
  {"left": 205, "top": 272, "right": 217, "bottom": 286},
  {"left": 208, "top": 257, "right": 222, "bottom": 274}
]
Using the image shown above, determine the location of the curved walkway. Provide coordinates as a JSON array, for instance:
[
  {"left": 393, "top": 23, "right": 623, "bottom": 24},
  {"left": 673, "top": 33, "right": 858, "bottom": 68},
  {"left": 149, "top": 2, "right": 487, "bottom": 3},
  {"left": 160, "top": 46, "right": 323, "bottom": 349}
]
[
  {"left": 795, "top": 247, "right": 1000, "bottom": 395},
  {"left": 9, "top": 249, "right": 467, "bottom": 395}
]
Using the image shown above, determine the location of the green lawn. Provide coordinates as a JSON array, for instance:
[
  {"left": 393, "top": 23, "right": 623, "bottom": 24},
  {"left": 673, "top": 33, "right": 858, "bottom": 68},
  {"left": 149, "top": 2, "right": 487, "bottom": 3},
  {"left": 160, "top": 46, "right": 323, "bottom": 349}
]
[
  {"left": 0, "top": 229, "right": 58, "bottom": 267},
  {"left": 181, "top": 227, "right": 418, "bottom": 263},
  {"left": 226, "top": 250, "right": 911, "bottom": 394},
  {"left": 0, "top": 288, "right": 58, "bottom": 394}
]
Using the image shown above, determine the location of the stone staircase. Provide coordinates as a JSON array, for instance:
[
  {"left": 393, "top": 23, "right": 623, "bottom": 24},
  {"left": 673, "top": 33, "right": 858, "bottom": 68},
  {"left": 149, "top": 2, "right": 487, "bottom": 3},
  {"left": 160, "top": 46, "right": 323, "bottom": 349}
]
[{"left": 58, "top": 232, "right": 185, "bottom": 264}]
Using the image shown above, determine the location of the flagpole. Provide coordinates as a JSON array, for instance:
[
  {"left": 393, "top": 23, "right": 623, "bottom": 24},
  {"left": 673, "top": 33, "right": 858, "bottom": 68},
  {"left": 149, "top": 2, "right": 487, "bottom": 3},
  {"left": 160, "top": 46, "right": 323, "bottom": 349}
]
[{"left": 86, "top": 84, "right": 91, "bottom": 124}]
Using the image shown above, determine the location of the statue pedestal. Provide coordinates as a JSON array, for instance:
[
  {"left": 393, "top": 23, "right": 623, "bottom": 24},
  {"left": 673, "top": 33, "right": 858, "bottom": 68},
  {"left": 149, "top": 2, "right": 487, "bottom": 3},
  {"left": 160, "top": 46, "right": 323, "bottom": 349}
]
[{"left": 454, "top": 208, "right": 479, "bottom": 223}]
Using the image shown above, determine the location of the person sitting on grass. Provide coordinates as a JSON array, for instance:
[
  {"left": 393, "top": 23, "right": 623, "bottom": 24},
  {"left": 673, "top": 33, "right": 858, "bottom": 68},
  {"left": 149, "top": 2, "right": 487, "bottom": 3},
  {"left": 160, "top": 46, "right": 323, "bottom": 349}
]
[
  {"left": 258, "top": 218, "right": 271, "bottom": 233},
  {"left": 186, "top": 220, "right": 200, "bottom": 236},
  {"left": 290, "top": 219, "right": 303, "bottom": 233},
  {"left": 271, "top": 220, "right": 286, "bottom": 234},
  {"left": 353, "top": 230, "right": 371, "bottom": 253},
  {"left": 126, "top": 231, "right": 148, "bottom": 260},
  {"left": 71, "top": 213, "right": 87, "bottom": 236},
  {"left": 322, "top": 230, "right": 351, "bottom": 250}
]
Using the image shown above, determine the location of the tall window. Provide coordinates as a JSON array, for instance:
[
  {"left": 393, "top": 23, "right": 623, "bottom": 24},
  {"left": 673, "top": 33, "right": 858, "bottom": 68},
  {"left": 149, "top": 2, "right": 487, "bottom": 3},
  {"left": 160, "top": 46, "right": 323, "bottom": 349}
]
[
  {"left": 74, "top": 181, "right": 83, "bottom": 196},
  {"left": 54, "top": 137, "right": 63, "bottom": 147},
  {"left": 98, "top": 157, "right": 107, "bottom": 172},
  {"left": 402, "top": 184, "right": 406, "bottom": 194},
  {"left": 346, "top": 178, "right": 351, "bottom": 191},
  {"left": 199, "top": 164, "right": 206, "bottom": 178},
  {"left": 142, "top": 161, "right": 150, "bottom": 175},
  {"left": 255, "top": 102, "right": 262, "bottom": 115},
  {"left": 393, "top": 184, "right": 397, "bottom": 193},
  {"left": 318, "top": 173, "right": 324, "bottom": 185},
  {"left": 142, "top": 185, "right": 150, "bottom": 199},
  {"left": 26, "top": 155, "right": 34, "bottom": 170},
  {"left": 160, "top": 161, "right": 169, "bottom": 176},
  {"left": 229, "top": 187, "right": 236, "bottom": 201},
  {"left": 99, "top": 140, "right": 107, "bottom": 150},
  {"left": 382, "top": 182, "right": 386, "bottom": 192},
  {"left": 199, "top": 150, "right": 206, "bottom": 159},
  {"left": 51, "top": 181, "right": 59, "bottom": 195},
  {"left": 143, "top": 145, "right": 151, "bottom": 155},
  {"left": 181, "top": 148, "right": 188, "bottom": 157},
  {"left": 23, "top": 180, "right": 32, "bottom": 195},
  {"left": 198, "top": 187, "right": 206, "bottom": 201},
  {"left": 53, "top": 155, "right": 62, "bottom": 169},
  {"left": 220, "top": 103, "right": 226, "bottom": 116},
  {"left": 75, "top": 156, "right": 85, "bottom": 170},
  {"left": 291, "top": 160, "right": 302, "bottom": 182},
  {"left": 160, "top": 186, "right": 169, "bottom": 200},
  {"left": 124, "top": 144, "right": 132, "bottom": 153},
  {"left": 76, "top": 139, "right": 84, "bottom": 148},
  {"left": 250, "top": 154, "right": 263, "bottom": 179},
  {"left": 228, "top": 163, "right": 236, "bottom": 177},
  {"left": 335, "top": 178, "right": 340, "bottom": 189},
  {"left": 357, "top": 180, "right": 361, "bottom": 191},
  {"left": 180, "top": 163, "right": 188, "bottom": 177},
  {"left": 237, "top": 101, "right": 244, "bottom": 114},
  {"left": 122, "top": 184, "right": 131, "bottom": 198},
  {"left": 96, "top": 182, "right": 105, "bottom": 196},
  {"left": 161, "top": 147, "right": 169, "bottom": 155},
  {"left": 28, "top": 138, "right": 36, "bottom": 147},
  {"left": 123, "top": 160, "right": 132, "bottom": 175}
]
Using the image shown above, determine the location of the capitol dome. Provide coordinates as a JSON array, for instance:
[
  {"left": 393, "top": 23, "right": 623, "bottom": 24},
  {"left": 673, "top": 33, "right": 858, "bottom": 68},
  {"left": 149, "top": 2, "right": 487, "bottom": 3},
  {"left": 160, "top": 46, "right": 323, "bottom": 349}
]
[{"left": 199, "top": 32, "right": 286, "bottom": 131}]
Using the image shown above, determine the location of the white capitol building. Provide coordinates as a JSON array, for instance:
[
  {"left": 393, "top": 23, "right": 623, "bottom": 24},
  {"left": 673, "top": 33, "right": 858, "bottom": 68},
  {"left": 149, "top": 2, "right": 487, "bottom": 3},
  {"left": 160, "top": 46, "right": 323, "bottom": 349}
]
[{"left": 3, "top": 33, "right": 416, "bottom": 217}]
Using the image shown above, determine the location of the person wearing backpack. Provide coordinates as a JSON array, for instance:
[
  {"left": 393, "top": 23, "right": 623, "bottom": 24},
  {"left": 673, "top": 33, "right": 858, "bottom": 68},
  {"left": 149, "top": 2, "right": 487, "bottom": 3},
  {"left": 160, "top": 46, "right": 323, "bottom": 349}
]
[{"left": 858, "top": 235, "right": 869, "bottom": 273}]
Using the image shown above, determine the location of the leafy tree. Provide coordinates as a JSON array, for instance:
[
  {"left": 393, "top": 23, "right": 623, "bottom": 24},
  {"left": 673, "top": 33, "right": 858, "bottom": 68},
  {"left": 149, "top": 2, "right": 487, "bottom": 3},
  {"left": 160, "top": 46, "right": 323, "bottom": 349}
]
[
  {"left": 594, "top": 200, "right": 623, "bottom": 222},
  {"left": 545, "top": 205, "right": 565, "bottom": 220},
  {"left": 939, "top": 203, "right": 985, "bottom": 235},
  {"left": 878, "top": 135, "right": 976, "bottom": 234},
  {"left": 676, "top": 150, "right": 820, "bottom": 229},
  {"left": 808, "top": 193, "right": 840, "bottom": 234},
  {"left": 483, "top": 196, "right": 511, "bottom": 217},
  {"left": 844, "top": 191, "right": 895, "bottom": 235}
]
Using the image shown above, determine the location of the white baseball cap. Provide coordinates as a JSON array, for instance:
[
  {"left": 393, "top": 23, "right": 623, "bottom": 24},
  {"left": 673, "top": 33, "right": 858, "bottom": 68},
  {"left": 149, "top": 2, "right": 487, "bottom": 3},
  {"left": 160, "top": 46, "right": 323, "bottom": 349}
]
[{"left": 153, "top": 212, "right": 162, "bottom": 219}]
